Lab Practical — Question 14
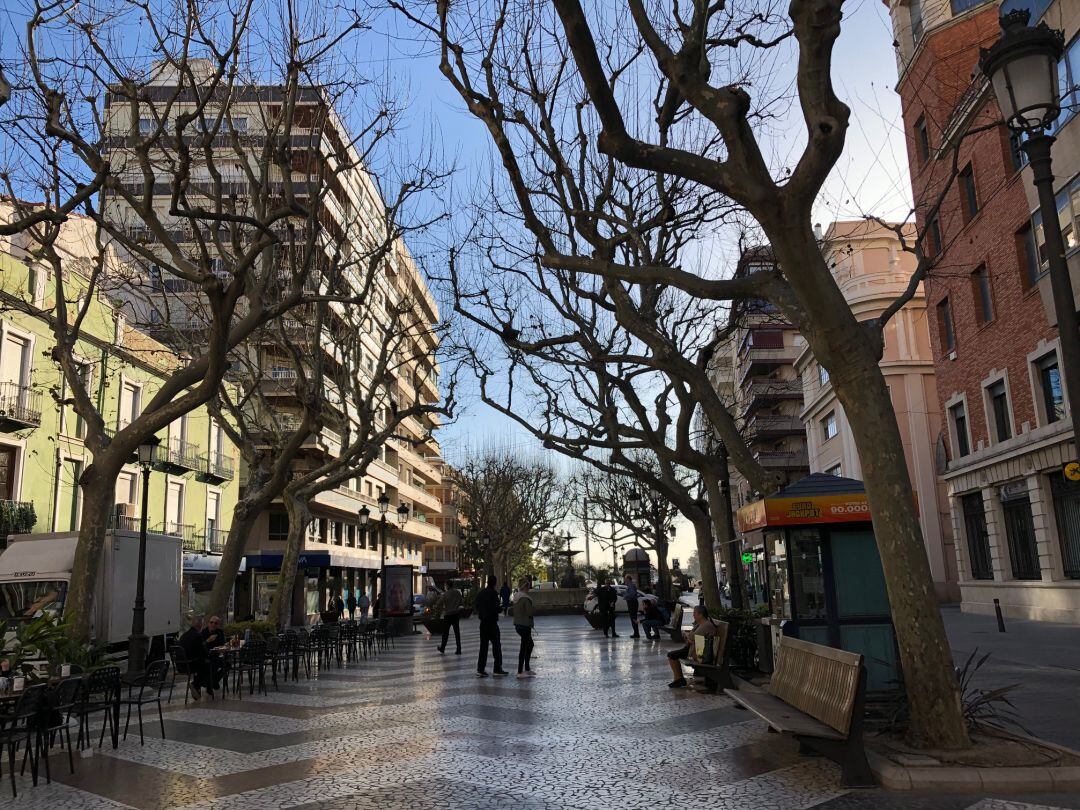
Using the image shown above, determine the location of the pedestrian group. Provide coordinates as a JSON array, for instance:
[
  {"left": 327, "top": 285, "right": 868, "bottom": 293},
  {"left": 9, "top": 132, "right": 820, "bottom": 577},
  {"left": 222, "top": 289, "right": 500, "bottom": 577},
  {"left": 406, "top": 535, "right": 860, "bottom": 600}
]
[{"left": 434, "top": 576, "right": 536, "bottom": 678}]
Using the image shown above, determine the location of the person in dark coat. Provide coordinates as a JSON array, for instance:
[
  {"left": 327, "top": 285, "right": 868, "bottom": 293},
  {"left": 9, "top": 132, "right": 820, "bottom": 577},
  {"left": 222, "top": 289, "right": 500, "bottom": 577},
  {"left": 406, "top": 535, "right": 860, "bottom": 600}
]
[
  {"left": 179, "top": 614, "right": 214, "bottom": 699},
  {"left": 436, "top": 583, "right": 464, "bottom": 654},
  {"left": 499, "top": 582, "right": 512, "bottom": 615},
  {"left": 346, "top": 592, "right": 357, "bottom": 620},
  {"left": 597, "top": 580, "right": 619, "bottom": 638},
  {"left": 200, "top": 615, "right": 226, "bottom": 690},
  {"left": 475, "top": 576, "right": 509, "bottom": 677}
]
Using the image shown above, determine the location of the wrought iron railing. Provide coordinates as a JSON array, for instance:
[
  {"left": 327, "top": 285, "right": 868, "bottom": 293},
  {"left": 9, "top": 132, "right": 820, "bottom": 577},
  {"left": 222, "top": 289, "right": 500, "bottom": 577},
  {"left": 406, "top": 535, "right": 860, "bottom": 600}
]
[{"left": 0, "top": 382, "right": 43, "bottom": 428}]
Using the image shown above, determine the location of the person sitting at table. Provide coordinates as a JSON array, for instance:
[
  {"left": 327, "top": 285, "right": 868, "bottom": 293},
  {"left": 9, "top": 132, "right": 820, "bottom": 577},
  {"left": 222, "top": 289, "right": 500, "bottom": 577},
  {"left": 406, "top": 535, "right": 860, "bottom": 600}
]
[
  {"left": 201, "top": 615, "right": 226, "bottom": 691},
  {"left": 179, "top": 614, "right": 214, "bottom": 699}
]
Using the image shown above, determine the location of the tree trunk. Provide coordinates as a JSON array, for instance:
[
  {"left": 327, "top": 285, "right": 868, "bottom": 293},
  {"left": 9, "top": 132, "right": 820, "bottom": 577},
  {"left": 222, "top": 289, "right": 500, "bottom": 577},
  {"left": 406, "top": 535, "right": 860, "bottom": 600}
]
[
  {"left": 65, "top": 463, "right": 119, "bottom": 641},
  {"left": 766, "top": 223, "right": 969, "bottom": 750},
  {"left": 692, "top": 518, "right": 723, "bottom": 615},
  {"left": 654, "top": 528, "right": 670, "bottom": 601},
  {"left": 269, "top": 490, "right": 310, "bottom": 631},
  {"left": 207, "top": 504, "right": 258, "bottom": 619},
  {"left": 705, "top": 469, "right": 745, "bottom": 610},
  {"left": 834, "top": 358, "right": 969, "bottom": 749}
]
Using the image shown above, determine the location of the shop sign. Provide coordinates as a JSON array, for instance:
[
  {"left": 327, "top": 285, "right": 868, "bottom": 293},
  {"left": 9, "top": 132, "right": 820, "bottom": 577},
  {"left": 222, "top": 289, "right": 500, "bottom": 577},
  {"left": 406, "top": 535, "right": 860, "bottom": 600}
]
[{"left": 741, "top": 552, "right": 754, "bottom": 564}]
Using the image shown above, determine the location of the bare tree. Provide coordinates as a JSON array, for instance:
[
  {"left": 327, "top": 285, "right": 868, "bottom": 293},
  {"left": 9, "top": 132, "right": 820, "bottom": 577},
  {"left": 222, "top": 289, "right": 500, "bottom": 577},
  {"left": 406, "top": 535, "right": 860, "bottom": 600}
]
[
  {"left": 407, "top": 0, "right": 969, "bottom": 748},
  {"left": 453, "top": 450, "right": 570, "bottom": 583},
  {"left": 0, "top": 0, "right": 441, "bottom": 640}
]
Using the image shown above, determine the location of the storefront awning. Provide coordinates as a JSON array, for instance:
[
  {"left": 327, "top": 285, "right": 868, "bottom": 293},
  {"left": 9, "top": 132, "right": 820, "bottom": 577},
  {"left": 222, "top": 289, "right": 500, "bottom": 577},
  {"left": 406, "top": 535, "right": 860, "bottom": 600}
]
[{"left": 736, "top": 473, "right": 873, "bottom": 532}]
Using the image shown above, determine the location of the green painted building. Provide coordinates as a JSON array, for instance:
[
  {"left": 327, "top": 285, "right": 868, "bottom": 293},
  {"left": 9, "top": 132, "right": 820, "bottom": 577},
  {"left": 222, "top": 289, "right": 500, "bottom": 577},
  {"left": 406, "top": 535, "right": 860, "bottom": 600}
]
[{"left": 0, "top": 229, "right": 240, "bottom": 576}]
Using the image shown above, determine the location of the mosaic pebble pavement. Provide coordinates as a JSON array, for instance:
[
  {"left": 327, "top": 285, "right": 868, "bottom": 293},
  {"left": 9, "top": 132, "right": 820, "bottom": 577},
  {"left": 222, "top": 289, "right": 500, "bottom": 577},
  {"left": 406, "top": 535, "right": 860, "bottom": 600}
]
[{"left": 10, "top": 615, "right": 1080, "bottom": 809}]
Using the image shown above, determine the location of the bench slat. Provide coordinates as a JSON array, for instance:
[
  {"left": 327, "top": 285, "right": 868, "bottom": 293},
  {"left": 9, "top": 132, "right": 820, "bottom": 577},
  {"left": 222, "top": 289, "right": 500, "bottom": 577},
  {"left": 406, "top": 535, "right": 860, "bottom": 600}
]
[
  {"left": 725, "top": 689, "right": 846, "bottom": 740},
  {"left": 768, "top": 637, "right": 861, "bottom": 737}
]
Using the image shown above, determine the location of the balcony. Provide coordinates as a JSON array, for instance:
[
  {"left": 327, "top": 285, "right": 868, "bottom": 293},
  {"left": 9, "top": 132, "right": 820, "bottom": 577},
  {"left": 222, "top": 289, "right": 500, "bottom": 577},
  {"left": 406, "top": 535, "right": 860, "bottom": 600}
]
[
  {"left": 0, "top": 383, "right": 43, "bottom": 431},
  {"left": 398, "top": 478, "right": 441, "bottom": 514},
  {"left": 196, "top": 450, "right": 235, "bottom": 484},
  {"left": 160, "top": 522, "right": 197, "bottom": 549},
  {"left": 744, "top": 415, "right": 805, "bottom": 443},
  {"left": 753, "top": 449, "right": 810, "bottom": 471},
  {"left": 199, "top": 526, "right": 228, "bottom": 555},
  {"left": 742, "top": 378, "right": 803, "bottom": 413},
  {"left": 154, "top": 437, "right": 202, "bottom": 475}
]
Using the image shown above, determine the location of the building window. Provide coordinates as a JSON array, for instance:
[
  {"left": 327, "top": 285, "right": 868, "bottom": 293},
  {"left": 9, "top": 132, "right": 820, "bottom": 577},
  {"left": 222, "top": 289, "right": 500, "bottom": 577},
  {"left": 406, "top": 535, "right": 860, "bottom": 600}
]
[
  {"left": 268, "top": 511, "right": 289, "bottom": 542},
  {"left": 914, "top": 115, "right": 930, "bottom": 163},
  {"left": 1032, "top": 178, "right": 1080, "bottom": 272},
  {"left": 950, "top": 0, "right": 992, "bottom": 13},
  {"left": 818, "top": 364, "right": 829, "bottom": 387},
  {"left": 138, "top": 118, "right": 154, "bottom": 135},
  {"left": 229, "top": 116, "right": 248, "bottom": 133},
  {"left": 961, "top": 491, "right": 993, "bottom": 580},
  {"left": 936, "top": 297, "right": 955, "bottom": 355},
  {"left": 987, "top": 379, "right": 1012, "bottom": 442},
  {"left": 971, "top": 265, "right": 993, "bottom": 324},
  {"left": 910, "top": 0, "right": 924, "bottom": 44},
  {"left": 821, "top": 411, "right": 837, "bottom": 442},
  {"left": 1049, "top": 472, "right": 1080, "bottom": 580},
  {"left": 824, "top": 463, "right": 842, "bottom": 477},
  {"left": 1001, "top": 486, "right": 1040, "bottom": 580},
  {"left": 924, "top": 216, "right": 942, "bottom": 258},
  {"left": 949, "top": 401, "right": 970, "bottom": 458},
  {"left": 959, "top": 164, "right": 979, "bottom": 223},
  {"left": 1036, "top": 353, "right": 1065, "bottom": 424},
  {"left": 1016, "top": 224, "right": 1045, "bottom": 289}
]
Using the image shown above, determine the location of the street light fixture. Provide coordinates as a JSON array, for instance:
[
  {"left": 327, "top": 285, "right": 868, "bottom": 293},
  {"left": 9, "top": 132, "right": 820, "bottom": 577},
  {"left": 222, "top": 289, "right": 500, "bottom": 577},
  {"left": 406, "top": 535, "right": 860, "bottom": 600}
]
[
  {"left": 128, "top": 435, "right": 160, "bottom": 674},
  {"left": 628, "top": 492, "right": 643, "bottom": 513},
  {"left": 981, "top": 12, "right": 1080, "bottom": 456},
  {"left": 396, "top": 503, "right": 410, "bottom": 528}
]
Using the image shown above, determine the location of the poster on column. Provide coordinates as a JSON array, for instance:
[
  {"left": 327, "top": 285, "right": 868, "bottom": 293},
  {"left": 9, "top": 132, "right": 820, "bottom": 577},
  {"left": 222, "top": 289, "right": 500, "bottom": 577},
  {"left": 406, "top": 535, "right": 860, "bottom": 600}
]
[{"left": 382, "top": 565, "right": 413, "bottom": 616}]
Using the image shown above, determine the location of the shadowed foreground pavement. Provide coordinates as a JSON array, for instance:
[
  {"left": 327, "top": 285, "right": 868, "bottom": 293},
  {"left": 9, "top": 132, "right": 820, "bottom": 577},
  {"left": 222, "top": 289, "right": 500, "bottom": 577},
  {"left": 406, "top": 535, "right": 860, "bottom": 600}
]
[{"left": 14, "top": 614, "right": 1080, "bottom": 809}]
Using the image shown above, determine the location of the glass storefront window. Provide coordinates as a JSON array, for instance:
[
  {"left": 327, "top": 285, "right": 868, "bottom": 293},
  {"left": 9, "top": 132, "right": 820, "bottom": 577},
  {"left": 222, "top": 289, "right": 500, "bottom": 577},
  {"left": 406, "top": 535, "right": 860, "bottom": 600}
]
[{"left": 790, "top": 529, "right": 827, "bottom": 619}]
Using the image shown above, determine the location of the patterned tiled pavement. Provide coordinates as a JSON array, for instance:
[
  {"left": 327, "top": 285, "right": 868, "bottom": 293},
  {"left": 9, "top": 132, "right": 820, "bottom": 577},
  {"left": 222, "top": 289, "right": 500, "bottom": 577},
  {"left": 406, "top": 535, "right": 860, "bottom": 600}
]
[{"left": 11, "top": 615, "right": 1080, "bottom": 809}]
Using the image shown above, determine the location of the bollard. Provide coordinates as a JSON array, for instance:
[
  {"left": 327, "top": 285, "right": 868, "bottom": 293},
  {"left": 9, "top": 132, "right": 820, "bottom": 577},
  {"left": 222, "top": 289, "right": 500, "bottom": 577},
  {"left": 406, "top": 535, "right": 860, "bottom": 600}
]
[{"left": 993, "top": 598, "right": 1006, "bottom": 632}]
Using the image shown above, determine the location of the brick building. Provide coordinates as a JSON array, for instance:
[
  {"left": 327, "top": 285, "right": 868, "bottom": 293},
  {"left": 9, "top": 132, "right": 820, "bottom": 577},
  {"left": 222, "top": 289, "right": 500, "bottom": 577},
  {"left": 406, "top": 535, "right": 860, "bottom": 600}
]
[{"left": 888, "top": 0, "right": 1080, "bottom": 621}]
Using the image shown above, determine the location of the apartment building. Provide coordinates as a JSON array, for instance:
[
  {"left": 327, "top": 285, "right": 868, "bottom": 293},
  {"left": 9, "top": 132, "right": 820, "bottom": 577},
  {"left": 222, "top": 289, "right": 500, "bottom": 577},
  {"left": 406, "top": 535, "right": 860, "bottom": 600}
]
[
  {"left": 0, "top": 204, "right": 240, "bottom": 616},
  {"left": 706, "top": 248, "right": 810, "bottom": 599},
  {"left": 100, "top": 61, "right": 444, "bottom": 622},
  {"left": 888, "top": 0, "right": 1080, "bottom": 621},
  {"left": 425, "top": 458, "right": 462, "bottom": 586},
  {"left": 794, "top": 221, "right": 958, "bottom": 601}
]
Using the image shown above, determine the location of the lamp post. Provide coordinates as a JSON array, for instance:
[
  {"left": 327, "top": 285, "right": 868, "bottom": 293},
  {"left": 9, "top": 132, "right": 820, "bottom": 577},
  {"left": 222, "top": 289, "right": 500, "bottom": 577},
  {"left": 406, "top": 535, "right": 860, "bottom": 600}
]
[
  {"left": 368, "top": 492, "right": 390, "bottom": 613},
  {"left": 128, "top": 436, "right": 160, "bottom": 674},
  {"left": 982, "top": 12, "right": 1080, "bottom": 454},
  {"left": 482, "top": 534, "right": 493, "bottom": 578}
]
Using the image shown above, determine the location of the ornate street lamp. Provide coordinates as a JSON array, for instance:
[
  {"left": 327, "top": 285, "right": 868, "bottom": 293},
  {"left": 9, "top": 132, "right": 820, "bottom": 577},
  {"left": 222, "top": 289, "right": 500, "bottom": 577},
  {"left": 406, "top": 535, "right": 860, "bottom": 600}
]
[
  {"left": 628, "top": 491, "right": 643, "bottom": 514},
  {"left": 981, "top": 12, "right": 1080, "bottom": 455},
  {"left": 128, "top": 435, "right": 160, "bottom": 674},
  {"left": 396, "top": 503, "right": 410, "bottom": 528}
]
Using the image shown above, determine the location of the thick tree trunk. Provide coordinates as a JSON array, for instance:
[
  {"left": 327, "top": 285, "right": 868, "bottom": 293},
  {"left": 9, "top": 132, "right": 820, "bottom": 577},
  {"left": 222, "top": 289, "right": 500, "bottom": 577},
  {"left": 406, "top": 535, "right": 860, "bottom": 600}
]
[
  {"left": 691, "top": 518, "right": 723, "bottom": 615},
  {"left": 66, "top": 463, "right": 119, "bottom": 641},
  {"left": 766, "top": 222, "right": 969, "bottom": 750},
  {"left": 207, "top": 504, "right": 258, "bottom": 619},
  {"left": 835, "top": 359, "right": 969, "bottom": 749},
  {"left": 269, "top": 491, "right": 310, "bottom": 631},
  {"left": 704, "top": 472, "right": 745, "bottom": 611},
  {"left": 654, "top": 529, "right": 670, "bottom": 601}
]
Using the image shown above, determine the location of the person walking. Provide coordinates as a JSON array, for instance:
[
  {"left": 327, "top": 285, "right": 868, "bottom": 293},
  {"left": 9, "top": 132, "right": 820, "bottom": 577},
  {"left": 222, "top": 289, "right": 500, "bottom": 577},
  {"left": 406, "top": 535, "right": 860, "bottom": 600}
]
[
  {"left": 623, "top": 575, "right": 641, "bottom": 639},
  {"left": 499, "top": 581, "right": 512, "bottom": 616},
  {"left": 358, "top": 591, "right": 370, "bottom": 622},
  {"left": 346, "top": 591, "right": 357, "bottom": 621},
  {"left": 436, "top": 581, "right": 464, "bottom": 655},
  {"left": 334, "top": 593, "right": 345, "bottom": 620},
  {"left": 476, "top": 576, "right": 509, "bottom": 677},
  {"left": 512, "top": 578, "right": 535, "bottom": 678}
]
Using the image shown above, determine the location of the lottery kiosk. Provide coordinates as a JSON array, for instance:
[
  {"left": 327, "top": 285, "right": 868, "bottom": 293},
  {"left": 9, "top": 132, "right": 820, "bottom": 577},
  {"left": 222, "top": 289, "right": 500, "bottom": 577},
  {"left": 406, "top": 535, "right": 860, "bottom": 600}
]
[{"left": 736, "top": 473, "right": 899, "bottom": 691}]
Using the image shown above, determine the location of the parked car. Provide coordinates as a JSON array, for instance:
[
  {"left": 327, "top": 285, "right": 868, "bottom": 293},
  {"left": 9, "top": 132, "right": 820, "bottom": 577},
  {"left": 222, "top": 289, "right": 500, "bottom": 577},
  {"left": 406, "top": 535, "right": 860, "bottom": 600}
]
[
  {"left": 583, "top": 585, "right": 658, "bottom": 614},
  {"left": 678, "top": 589, "right": 702, "bottom": 610}
]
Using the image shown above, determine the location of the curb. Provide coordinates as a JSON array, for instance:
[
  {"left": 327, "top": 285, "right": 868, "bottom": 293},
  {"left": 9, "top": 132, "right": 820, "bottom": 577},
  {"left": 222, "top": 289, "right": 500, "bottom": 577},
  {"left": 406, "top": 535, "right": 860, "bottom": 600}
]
[{"left": 867, "top": 748, "right": 1080, "bottom": 792}]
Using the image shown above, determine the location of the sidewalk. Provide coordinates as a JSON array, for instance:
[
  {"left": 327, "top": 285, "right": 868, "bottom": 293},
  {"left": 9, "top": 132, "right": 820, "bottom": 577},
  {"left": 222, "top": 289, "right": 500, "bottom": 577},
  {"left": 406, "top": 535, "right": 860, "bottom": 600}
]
[{"left": 942, "top": 604, "right": 1080, "bottom": 751}]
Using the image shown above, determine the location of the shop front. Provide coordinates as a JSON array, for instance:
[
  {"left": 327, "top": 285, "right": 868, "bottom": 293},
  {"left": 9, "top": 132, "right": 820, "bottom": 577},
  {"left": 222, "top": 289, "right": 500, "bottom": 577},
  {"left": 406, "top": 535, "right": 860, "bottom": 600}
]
[
  {"left": 242, "top": 551, "right": 379, "bottom": 626},
  {"left": 736, "top": 473, "right": 899, "bottom": 691}
]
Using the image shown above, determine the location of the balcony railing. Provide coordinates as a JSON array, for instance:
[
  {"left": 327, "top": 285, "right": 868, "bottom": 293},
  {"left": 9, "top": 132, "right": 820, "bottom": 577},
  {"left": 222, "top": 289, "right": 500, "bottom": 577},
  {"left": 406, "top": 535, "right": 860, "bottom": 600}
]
[
  {"left": 197, "top": 450, "right": 235, "bottom": 484},
  {"left": 745, "top": 415, "right": 805, "bottom": 441},
  {"left": 0, "top": 382, "right": 43, "bottom": 430},
  {"left": 161, "top": 522, "right": 197, "bottom": 548},
  {"left": 753, "top": 450, "right": 810, "bottom": 470},
  {"left": 197, "top": 526, "right": 228, "bottom": 555},
  {"left": 155, "top": 437, "right": 202, "bottom": 474}
]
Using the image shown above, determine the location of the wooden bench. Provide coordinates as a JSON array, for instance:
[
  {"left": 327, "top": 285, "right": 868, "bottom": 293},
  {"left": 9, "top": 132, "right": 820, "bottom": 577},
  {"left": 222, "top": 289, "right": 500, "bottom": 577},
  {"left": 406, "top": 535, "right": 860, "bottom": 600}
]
[
  {"left": 686, "top": 620, "right": 733, "bottom": 691},
  {"left": 660, "top": 604, "right": 684, "bottom": 641},
  {"left": 724, "top": 635, "right": 873, "bottom": 787}
]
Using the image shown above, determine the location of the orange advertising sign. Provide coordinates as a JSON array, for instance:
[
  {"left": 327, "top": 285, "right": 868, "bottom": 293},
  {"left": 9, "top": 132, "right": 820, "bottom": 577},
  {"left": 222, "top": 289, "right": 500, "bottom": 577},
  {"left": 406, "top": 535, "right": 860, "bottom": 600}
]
[{"left": 736, "top": 493, "right": 872, "bottom": 532}]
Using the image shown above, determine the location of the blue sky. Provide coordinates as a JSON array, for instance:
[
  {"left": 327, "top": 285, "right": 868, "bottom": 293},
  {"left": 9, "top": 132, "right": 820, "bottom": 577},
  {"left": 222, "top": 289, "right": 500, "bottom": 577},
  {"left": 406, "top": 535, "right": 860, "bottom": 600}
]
[{"left": 0, "top": 0, "right": 913, "bottom": 565}]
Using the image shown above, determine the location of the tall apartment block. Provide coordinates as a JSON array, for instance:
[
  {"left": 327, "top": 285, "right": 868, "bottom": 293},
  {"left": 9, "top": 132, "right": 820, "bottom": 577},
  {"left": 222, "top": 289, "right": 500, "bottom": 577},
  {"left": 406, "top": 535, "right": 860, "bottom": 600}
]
[{"left": 101, "top": 61, "right": 444, "bottom": 623}]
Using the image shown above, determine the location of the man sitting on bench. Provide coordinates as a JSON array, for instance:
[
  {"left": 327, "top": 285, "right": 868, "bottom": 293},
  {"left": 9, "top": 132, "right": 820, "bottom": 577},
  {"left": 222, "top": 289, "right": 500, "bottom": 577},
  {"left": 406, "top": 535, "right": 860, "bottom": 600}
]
[{"left": 665, "top": 604, "right": 718, "bottom": 689}]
